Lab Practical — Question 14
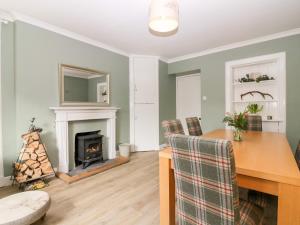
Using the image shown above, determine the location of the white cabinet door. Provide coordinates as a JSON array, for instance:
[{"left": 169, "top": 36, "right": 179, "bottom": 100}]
[
  {"left": 130, "top": 56, "right": 159, "bottom": 152},
  {"left": 133, "top": 58, "right": 158, "bottom": 103},
  {"left": 134, "top": 104, "right": 159, "bottom": 151}
]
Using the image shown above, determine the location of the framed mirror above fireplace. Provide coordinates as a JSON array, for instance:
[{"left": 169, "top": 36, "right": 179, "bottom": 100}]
[{"left": 59, "top": 64, "right": 110, "bottom": 106}]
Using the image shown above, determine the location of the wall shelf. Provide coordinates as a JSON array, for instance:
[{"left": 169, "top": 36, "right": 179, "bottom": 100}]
[
  {"left": 233, "top": 80, "right": 276, "bottom": 86},
  {"left": 233, "top": 100, "right": 278, "bottom": 103},
  {"left": 225, "top": 52, "right": 286, "bottom": 133}
]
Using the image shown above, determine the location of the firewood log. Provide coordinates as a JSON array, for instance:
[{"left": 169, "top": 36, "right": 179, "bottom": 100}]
[
  {"left": 20, "top": 164, "right": 28, "bottom": 172},
  {"left": 30, "top": 162, "right": 40, "bottom": 169},
  {"left": 40, "top": 159, "right": 49, "bottom": 164},
  {"left": 30, "top": 153, "right": 38, "bottom": 160},
  {"left": 37, "top": 153, "right": 46, "bottom": 157},
  {"left": 21, "top": 153, "right": 30, "bottom": 161},
  {"left": 25, "top": 147, "right": 35, "bottom": 154},
  {"left": 36, "top": 144, "right": 45, "bottom": 154},
  {"left": 25, "top": 168, "right": 33, "bottom": 176},
  {"left": 28, "top": 141, "right": 39, "bottom": 149},
  {"left": 16, "top": 175, "right": 28, "bottom": 183},
  {"left": 40, "top": 162, "right": 52, "bottom": 174},
  {"left": 38, "top": 156, "right": 47, "bottom": 162},
  {"left": 33, "top": 168, "right": 42, "bottom": 177},
  {"left": 25, "top": 159, "right": 36, "bottom": 167}
]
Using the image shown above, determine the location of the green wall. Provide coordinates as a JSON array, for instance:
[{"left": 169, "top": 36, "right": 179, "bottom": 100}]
[
  {"left": 159, "top": 60, "right": 176, "bottom": 144},
  {"left": 1, "top": 21, "right": 129, "bottom": 175},
  {"left": 64, "top": 76, "right": 88, "bottom": 102},
  {"left": 168, "top": 34, "right": 300, "bottom": 151},
  {"left": 1, "top": 22, "right": 16, "bottom": 174}
]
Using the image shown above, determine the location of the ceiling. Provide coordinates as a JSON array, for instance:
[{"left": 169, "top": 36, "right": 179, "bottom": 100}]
[{"left": 0, "top": 0, "right": 300, "bottom": 60}]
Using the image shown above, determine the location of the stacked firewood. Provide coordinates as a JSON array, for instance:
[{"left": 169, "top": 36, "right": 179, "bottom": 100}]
[{"left": 14, "top": 131, "right": 54, "bottom": 183}]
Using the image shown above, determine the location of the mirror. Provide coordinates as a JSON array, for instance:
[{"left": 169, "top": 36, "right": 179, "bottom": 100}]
[{"left": 60, "top": 64, "right": 110, "bottom": 106}]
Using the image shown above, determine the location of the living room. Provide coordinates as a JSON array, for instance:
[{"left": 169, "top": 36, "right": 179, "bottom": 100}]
[{"left": 0, "top": 1, "right": 300, "bottom": 225}]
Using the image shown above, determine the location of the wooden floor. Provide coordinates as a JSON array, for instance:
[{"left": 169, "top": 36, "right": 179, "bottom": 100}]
[
  {"left": 0, "top": 151, "right": 277, "bottom": 225},
  {"left": 0, "top": 152, "right": 160, "bottom": 225}
]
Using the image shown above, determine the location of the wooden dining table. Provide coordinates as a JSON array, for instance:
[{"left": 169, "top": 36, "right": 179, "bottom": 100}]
[{"left": 159, "top": 129, "right": 300, "bottom": 225}]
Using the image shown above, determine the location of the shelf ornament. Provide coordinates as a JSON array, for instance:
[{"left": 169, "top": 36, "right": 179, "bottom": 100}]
[{"left": 240, "top": 91, "right": 273, "bottom": 100}]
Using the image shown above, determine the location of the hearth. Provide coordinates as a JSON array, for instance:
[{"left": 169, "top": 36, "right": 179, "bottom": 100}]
[{"left": 75, "top": 130, "right": 104, "bottom": 169}]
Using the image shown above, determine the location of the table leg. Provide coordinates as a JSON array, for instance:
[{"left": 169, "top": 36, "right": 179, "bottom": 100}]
[
  {"left": 159, "top": 156, "right": 175, "bottom": 225},
  {"left": 277, "top": 183, "right": 300, "bottom": 225}
]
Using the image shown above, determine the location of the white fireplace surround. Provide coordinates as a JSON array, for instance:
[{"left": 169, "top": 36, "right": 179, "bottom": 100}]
[{"left": 50, "top": 106, "right": 119, "bottom": 173}]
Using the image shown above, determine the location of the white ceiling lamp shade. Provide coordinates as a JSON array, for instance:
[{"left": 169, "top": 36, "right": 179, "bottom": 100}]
[{"left": 149, "top": 0, "right": 179, "bottom": 33}]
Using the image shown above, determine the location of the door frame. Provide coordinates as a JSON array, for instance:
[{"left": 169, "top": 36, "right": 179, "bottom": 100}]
[{"left": 176, "top": 74, "right": 202, "bottom": 123}]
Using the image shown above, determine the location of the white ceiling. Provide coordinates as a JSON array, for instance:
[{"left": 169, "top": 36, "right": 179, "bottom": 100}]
[{"left": 0, "top": 0, "right": 300, "bottom": 60}]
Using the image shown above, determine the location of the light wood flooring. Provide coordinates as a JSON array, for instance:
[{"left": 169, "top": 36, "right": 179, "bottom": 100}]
[
  {"left": 0, "top": 151, "right": 277, "bottom": 225},
  {"left": 0, "top": 152, "right": 160, "bottom": 225}
]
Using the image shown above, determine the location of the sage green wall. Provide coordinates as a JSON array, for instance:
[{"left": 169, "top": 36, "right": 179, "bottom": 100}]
[
  {"left": 168, "top": 34, "right": 300, "bottom": 151},
  {"left": 64, "top": 76, "right": 88, "bottom": 102},
  {"left": 1, "top": 21, "right": 129, "bottom": 176},
  {"left": 1, "top": 22, "right": 16, "bottom": 174},
  {"left": 159, "top": 60, "right": 176, "bottom": 144}
]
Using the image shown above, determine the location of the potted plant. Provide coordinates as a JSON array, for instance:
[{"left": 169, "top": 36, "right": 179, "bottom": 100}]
[
  {"left": 223, "top": 112, "right": 248, "bottom": 141},
  {"left": 246, "top": 103, "right": 263, "bottom": 114}
]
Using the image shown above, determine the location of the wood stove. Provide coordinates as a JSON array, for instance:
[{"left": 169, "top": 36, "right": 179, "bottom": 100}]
[{"left": 75, "top": 130, "right": 103, "bottom": 169}]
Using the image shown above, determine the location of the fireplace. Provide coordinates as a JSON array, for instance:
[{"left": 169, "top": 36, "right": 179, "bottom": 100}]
[{"left": 75, "top": 130, "right": 104, "bottom": 169}]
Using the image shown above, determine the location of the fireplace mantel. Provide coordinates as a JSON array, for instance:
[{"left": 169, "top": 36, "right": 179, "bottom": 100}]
[{"left": 50, "top": 106, "right": 119, "bottom": 173}]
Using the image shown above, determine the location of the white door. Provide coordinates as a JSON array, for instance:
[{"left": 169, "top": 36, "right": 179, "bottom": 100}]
[
  {"left": 176, "top": 75, "right": 201, "bottom": 133},
  {"left": 130, "top": 56, "right": 159, "bottom": 152}
]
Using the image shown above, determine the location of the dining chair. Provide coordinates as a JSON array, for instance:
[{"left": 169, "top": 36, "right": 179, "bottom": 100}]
[
  {"left": 295, "top": 140, "right": 300, "bottom": 170},
  {"left": 246, "top": 115, "right": 262, "bottom": 131},
  {"left": 169, "top": 134, "right": 264, "bottom": 225},
  {"left": 245, "top": 115, "right": 271, "bottom": 208},
  {"left": 161, "top": 119, "right": 185, "bottom": 144},
  {"left": 186, "top": 117, "right": 203, "bottom": 136}
]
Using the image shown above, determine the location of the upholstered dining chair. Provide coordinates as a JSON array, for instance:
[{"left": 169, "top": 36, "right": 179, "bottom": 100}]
[
  {"left": 169, "top": 134, "right": 264, "bottom": 225},
  {"left": 295, "top": 140, "right": 300, "bottom": 170},
  {"left": 186, "top": 117, "right": 203, "bottom": 136},
  {"left": 246, "top": 115, "right": 262, "bottom": 131},
  {"left": 161, "top": 119, "right": 185, "bottom": 144}
]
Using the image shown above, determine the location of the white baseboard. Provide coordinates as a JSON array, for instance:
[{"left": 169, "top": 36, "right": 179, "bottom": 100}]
[
  {"left": 159, "top": 144, "right": 167, "bottom": 149},
  {"left": 0, "top": 176, "right": 12, "bottom": 187}
]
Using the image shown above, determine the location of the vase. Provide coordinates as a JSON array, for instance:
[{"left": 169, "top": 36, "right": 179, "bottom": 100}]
[{"left": 233, "top": 128, "right": 243, "bottom": 141}]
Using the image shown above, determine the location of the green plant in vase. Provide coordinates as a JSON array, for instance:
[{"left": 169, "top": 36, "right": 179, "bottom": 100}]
[
  {"left": 246, "top": 103, "right": 263, "bottom": 114},
  {"left": 223, "top": 112, "right": 248, "bottom": 141}
]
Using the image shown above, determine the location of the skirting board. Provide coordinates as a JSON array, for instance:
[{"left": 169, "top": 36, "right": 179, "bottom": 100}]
[
  {"left": 56, "top": 156, "right": 130, "bottom": 184},
  {"left": 0, "top": 176, "right": 12, "bottom": 187}
]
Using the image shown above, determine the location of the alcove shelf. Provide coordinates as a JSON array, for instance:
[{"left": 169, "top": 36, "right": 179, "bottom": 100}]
[{"left": 225, "top": 52, "right": 286, "bottom": 133}]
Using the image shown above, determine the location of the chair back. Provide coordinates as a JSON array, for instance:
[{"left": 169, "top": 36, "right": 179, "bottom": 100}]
[
  {"left": 295, "top": 140, "right": 300, "bottom": 170},
  {"left": 246, "top": 115, "right": 262, "bottom": 131},
  {"left": 186, "top": 117, "right": 203, "bottom": 136},
  {"left": 169, "top": 134, "right": 240, "bottom": 225},
  {"left": 161, "top": 120, "right": 184, "bottom": 144}
]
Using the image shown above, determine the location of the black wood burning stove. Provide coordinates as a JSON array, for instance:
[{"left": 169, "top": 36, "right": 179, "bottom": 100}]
[{"left": 75, "top": 130, "right": 103, "bottom": 169}]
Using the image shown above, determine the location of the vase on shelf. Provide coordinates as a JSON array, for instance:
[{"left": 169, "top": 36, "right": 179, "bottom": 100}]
[{"left": 233, "top": 128, "right": 243, "bottom": 141}]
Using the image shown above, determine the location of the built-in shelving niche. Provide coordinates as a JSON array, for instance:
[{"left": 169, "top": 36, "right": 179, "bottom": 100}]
[{"left": 225, "top": 53, "right": 286, "bottom": 133}]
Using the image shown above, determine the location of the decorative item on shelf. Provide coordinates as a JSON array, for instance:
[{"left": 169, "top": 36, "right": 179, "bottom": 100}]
[
  {"left": 238, "top": 73, "right": 275, "bottom": 83},
  {"left": 255, "top": 74, "right": 275, "bottom": 83},
  {"left": 267, "top": 115, "right": 273, "bottom": 120},
  {"left": 240, "top": 91, "right": 273, "bottom": 100},
  {"left": 223, "top": 112, "right": 248, "bottom": 141},
  {"left": 246, "top": 103, "right": 263, "bottom": 114},
  {"left": 12, "top": 118, "right": 55, "bottom": 190},
  {"left": 238, "top": 74, "right": 255, "bottom": 83}
]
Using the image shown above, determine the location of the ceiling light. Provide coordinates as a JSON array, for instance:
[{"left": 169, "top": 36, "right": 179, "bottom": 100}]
[{"left": 149, "top": 0, "right": 179, "bottom": 33}]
